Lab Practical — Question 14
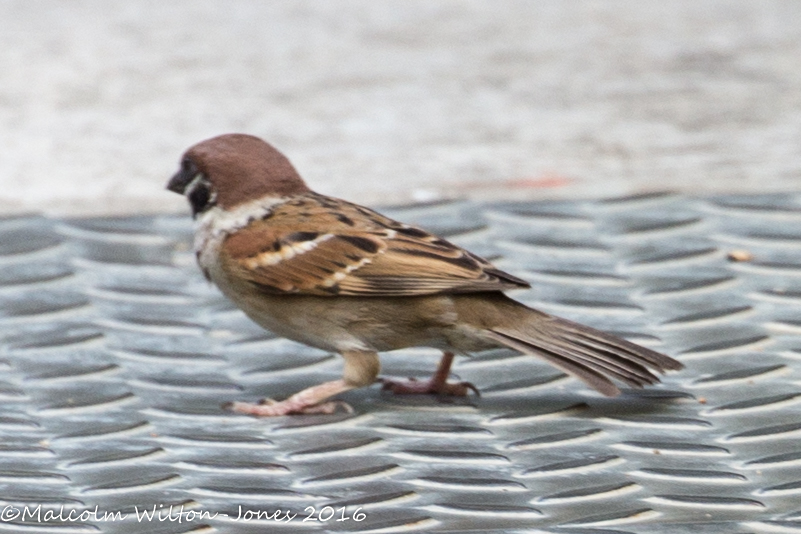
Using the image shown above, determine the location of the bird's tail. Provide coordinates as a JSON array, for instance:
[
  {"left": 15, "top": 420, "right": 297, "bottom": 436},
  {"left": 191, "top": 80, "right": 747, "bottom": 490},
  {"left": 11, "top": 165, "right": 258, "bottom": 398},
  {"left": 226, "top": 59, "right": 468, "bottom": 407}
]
[{"left": 458, "top": 294, "right": 683, "bottom": 396}]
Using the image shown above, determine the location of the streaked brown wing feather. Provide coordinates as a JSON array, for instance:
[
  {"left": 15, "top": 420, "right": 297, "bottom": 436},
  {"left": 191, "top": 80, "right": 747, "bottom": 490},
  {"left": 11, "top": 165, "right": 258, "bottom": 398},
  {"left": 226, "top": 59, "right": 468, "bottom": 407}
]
[{"left": 220, "top": 194, "right": 530, "bottom": 296}]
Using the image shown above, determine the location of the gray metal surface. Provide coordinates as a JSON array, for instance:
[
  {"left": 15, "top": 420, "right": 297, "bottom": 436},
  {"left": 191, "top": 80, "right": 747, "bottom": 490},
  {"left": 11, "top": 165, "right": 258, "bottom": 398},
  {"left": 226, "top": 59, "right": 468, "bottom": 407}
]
[{"left": 1, "top": 193, "right": 801, "bottom": 533}]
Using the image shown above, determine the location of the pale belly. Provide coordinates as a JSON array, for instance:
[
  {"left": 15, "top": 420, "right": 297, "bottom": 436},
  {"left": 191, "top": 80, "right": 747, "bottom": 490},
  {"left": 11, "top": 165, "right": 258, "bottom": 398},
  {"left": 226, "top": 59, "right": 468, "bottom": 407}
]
[{"left": 215, "top": 280, "right": 497, "bottom": 355}]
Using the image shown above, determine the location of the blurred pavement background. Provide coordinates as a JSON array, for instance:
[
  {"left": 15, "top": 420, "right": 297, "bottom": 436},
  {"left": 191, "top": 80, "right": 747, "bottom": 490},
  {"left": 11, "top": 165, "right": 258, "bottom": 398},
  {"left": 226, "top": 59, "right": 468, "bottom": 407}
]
[{"left": 2, "top": 0, "right": 800, "bottom": 216}]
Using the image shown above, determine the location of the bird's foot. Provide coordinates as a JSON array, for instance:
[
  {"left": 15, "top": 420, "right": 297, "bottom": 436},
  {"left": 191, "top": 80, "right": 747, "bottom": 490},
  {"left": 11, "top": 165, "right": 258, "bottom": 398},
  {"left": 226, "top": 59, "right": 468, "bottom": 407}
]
[
  {"left": 225, "top": 379, "right": 356, "bottom": 416},
  {"left": 379, "top": 376, "right": 480, "bottom": 397},
  {"left": 225, "top": 398, "right": 353, "bottom": 417}
]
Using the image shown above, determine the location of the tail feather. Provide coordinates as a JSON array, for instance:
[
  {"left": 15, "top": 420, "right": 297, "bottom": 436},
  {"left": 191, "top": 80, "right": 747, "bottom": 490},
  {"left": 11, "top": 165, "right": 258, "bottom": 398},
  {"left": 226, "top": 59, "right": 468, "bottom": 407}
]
[
  {"left": 487, "top": 329, "right": 622, "bottom": 396},
  {"left": 541, "top": 335, "right": 658, "bottom": 386},
  {"left": 558, "top": 317, "right": 683, "bottom": 371},
  {"left": 486, "top": 314, "right": 683, "bottom": 397}
]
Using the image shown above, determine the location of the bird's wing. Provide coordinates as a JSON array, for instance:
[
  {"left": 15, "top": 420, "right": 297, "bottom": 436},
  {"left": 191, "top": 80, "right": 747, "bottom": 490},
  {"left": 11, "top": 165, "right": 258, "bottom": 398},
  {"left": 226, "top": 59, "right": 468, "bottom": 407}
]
[{"left": 219, "top": 194, "right": 530, "bottom": 296}]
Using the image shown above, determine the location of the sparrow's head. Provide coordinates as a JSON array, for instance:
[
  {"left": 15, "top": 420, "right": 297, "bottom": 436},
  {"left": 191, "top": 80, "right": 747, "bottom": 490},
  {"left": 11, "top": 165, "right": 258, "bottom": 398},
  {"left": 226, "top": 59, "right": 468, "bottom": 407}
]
[{"left": 167, "top": 134, "right": 310, "bottom": 217}]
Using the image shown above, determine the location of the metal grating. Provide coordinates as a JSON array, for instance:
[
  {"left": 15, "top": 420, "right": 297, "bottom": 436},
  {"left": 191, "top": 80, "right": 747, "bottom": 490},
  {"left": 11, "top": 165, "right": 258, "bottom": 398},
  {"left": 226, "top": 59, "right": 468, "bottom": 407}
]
[{"left": 1, "top": 192, "right": 801, "bottom": 533}]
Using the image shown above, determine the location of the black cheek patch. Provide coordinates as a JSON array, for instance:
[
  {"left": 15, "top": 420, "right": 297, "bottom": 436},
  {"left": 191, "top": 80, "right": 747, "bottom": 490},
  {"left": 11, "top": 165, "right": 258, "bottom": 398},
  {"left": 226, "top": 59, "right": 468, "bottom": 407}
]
[{"left": 188, "top": 183, "right": 213, "bottom": 217}]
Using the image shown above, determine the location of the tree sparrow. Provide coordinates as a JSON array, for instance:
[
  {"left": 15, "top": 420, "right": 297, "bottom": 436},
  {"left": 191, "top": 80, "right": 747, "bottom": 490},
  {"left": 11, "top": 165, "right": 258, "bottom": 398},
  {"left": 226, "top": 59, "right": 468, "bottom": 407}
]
[{"left": 167, "top": 134, "right": 683, "bottom": 416}]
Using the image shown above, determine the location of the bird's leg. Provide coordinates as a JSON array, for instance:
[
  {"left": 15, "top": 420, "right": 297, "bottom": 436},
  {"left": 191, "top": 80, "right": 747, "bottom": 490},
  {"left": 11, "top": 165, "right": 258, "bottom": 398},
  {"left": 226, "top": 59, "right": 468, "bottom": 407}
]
[
  {"left": 227, "top": 350, "right": 380, "bottom": 416},
  {"left": 380, "top": 351, "right": 479, "bottom": 396}
]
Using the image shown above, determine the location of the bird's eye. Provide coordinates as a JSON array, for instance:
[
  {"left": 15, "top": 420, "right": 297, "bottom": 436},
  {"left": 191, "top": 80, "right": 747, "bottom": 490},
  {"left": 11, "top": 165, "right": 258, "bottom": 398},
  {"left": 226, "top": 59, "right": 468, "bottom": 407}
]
[{"left": 181, "top": 158, "right": 194, "bottom": 173}]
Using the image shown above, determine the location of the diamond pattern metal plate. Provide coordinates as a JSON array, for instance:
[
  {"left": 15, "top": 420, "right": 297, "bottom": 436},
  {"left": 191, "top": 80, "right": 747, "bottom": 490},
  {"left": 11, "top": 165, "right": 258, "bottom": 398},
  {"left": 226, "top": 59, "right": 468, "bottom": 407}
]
[{"left": 2, "top": 192, "right": 801, "bottom": 534}]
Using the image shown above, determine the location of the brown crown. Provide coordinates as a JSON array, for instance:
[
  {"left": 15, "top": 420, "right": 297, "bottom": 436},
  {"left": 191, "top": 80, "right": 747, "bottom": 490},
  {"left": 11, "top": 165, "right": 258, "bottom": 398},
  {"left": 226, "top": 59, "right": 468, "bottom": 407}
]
[{"left": 183, "top": 134, "right": 310, "bottom": 209}]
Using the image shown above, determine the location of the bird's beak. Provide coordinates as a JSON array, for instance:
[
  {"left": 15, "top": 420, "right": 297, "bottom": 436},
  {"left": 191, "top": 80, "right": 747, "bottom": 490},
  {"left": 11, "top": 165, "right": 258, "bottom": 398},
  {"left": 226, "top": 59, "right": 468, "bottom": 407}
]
[
  {"left": 167, "top": 165, "right": 194, "bottom": 195},
  {"left": 167, "top": 171, "right": 190, "bottom": 194}
]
